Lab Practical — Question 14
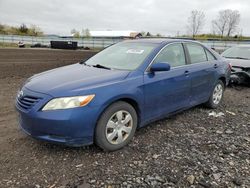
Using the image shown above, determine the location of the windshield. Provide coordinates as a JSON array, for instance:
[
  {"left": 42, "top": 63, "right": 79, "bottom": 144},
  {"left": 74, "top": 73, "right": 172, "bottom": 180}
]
[
  {"left": 85, "top": 42, "right": 157, "bottom": 70},
  {"left": 221, "top": 46, "right": 250, "bottom": 60}
]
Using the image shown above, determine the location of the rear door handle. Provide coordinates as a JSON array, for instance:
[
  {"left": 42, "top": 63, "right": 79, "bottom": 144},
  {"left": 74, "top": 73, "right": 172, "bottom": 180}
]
[
  {"left": 214, "top": 64, "right": 218, "bottom": 68},
  {"left": 184, "top": 70, "right": 189, "bottom": 76}
]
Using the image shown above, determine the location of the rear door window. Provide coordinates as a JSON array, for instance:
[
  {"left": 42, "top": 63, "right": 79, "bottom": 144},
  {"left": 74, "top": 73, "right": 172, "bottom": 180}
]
[
  {"left": 205, "top": 49, "right": 216, "bottom": 61},
  {"left": 186, "top": 43, "right": 207, "bottom": 64}
]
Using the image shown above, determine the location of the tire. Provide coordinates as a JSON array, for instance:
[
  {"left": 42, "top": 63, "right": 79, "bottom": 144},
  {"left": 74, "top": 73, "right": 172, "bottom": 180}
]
[
  {"left": 205, "top": 80, "right": 225, "bottom": 109},
  {"left": 95, "top": 101, "right": 137, "bottom": 151}
]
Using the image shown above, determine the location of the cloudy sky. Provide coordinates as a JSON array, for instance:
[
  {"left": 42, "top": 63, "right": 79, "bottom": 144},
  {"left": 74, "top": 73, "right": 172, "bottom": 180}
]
[{"left": 0, "top": 0, "right": 250, "bottom": 36}]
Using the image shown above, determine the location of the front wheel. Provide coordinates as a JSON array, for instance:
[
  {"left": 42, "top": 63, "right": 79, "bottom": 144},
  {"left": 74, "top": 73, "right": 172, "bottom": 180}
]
[
  {"left": 95, "top": 101, "right": 137, "bottom": 151},
  {"left": 205, "top": 80, "right": 225, "bottom": 108}
]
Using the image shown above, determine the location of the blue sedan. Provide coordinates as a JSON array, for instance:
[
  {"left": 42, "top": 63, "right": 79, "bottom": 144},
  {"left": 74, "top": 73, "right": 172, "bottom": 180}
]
[{"left": 16, "top": 39, "right": 231, "bottom": 151}]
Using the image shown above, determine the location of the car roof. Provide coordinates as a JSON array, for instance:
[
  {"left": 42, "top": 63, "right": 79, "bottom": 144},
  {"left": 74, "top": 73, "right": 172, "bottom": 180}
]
[{"left": 125, "top": 38, "right": 196, "bottom": 44}]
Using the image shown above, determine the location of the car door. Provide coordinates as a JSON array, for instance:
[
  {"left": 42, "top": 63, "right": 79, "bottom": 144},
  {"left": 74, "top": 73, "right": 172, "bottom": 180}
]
[
  {"left": 143, "top": 42, "right": 191, "bottom": 121},
  {"left": 184, "top": 42, "right": 217, "bottom": 106}
]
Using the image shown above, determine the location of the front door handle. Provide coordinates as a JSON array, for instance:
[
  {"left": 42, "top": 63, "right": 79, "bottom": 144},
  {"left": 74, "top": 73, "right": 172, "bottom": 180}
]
[
  {"left": 214, "top": 64, "right": 218, "bottom": 68},
  {"left": 184, "top": 70, "right": 189, "bottom": 76}
]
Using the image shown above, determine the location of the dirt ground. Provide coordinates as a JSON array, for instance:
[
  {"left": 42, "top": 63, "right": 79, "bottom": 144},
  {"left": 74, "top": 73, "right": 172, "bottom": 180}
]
[{"left": 0, "top": 48, "right": 249, "bottom": 188}]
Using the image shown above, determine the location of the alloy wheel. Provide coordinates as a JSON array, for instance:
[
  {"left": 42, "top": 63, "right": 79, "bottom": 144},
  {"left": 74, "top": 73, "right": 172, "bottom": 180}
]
[{"left": 213, "top": 83, "right": 223, "bottom": 105}]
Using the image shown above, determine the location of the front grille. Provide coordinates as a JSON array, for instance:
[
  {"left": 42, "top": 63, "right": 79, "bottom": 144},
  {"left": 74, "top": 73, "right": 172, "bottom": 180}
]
[{"left": 16, "top": 95, "right": 41, "bottom": 110}]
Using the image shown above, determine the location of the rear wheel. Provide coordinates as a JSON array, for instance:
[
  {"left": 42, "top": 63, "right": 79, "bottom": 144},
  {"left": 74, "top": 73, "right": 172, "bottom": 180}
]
[
  {"left": 95, "top": 101, "right": 137, "bottom": 151},
  {"left": 205, "top": 80, "right": 225, "bottom": 108}
]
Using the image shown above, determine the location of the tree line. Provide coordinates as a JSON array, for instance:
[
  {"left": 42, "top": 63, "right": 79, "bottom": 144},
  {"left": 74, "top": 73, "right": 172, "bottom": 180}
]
[
  {"left": 187, "top": 9, "right": 241, "bottom": 38},
  {"left": 0, "top": 23, "right": 43, "bottom": 36},
  {"left": 71, "top": 28, "right": 91, "bottom": 37},
  {"left": 0, "top": 9, "right": 243, "bottom": 39}
]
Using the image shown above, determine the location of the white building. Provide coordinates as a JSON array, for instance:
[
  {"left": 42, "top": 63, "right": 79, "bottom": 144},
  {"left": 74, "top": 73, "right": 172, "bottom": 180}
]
[{"left": 89, "top": 30, "right": 142, "bottom": 38}]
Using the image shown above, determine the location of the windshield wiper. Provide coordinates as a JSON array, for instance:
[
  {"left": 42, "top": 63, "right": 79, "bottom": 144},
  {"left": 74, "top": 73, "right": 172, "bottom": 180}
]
[
  {"left": 224, "top": 56, "right": 249, "bottom": 60},
  {"left": 79, "top": 61, "right": 87, "bottom": 65},
  {"left": 92, "top": 64, "right": 111, "bottom": 70},
  {"left": 80, "top": 61, "right": 111, "bottom": 70}
]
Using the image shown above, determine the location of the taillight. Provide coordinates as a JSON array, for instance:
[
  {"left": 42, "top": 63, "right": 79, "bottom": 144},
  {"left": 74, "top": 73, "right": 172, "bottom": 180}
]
[{"left": 228, "top": 63, "right": 232, "bottom": 70}]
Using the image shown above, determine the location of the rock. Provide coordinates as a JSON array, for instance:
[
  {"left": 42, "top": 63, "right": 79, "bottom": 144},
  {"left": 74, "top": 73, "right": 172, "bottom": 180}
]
[
  {"left": 216, "top": 130, "right": 223, "bottom": 134},
  {"left": 232, "top": 178, "right": 243, "bottom": 186},
  {"left": 226, "top": 110, "right": 236, "bottom": 116},
  {"left": 243, "top": 137, "right": 250, "bottom": 142},
  {"left": 229, "top": 161, "right": 234, "bottom": 166},
  {"left": 122, "top": 182, "right": 128, "bottom": 186},
  {"left": 75, "top": 164, "right": 83, "bottom": 168},
  {"left": 152, "top": 154, "right": 161, "bottom": 159},
  {"left": 166, "top": 176, "right": 178, "bottom": 184},
  {"left": 199, "top": 179, "right": 211, "bottom": 188},
  {"left": 242, "top": 113, "right": 248, "bottom": 118},
  {"left": 150, "top": 180, "right": 158, "bottom": 186},
  {"left": 213, "top": 173, "right": 221, "bottom": 180},
  {"left": 211, "top": 165, "right": 218, "bottom": 172},
  {"left": 216, "top": 157, "right": 224, "bottom": 163},
  {"left": 209, "top": 111, "right": 224, "bottom": 117},
  {"left": 155, "top": 175, "right": 165, "bottom": 183},
  {"left": 225, "top": 129, "right": 233, "bottom": 134},
  {"left": 135, "top": 177, "right": 141, "bottom": 184},
  {"left": 78, "top": 183, "right": 90, "bottom": 188},
  {"left": 203, "top": 168, "right": 212, "bottom": 175},
  {"left": 89, "top": 179, "right": 96, "bottom": 184},
  {"left": 187, "top": 175, "right": 195, "bottom": 184}
]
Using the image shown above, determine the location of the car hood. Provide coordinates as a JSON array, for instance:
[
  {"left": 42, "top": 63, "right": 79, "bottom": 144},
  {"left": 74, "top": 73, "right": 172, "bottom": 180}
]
[
  {"left": 24, "top": 63, "right": 130, "bottom": 96},
  {"left": 227, "top": 58, "right": 250, "bottom": 68}
]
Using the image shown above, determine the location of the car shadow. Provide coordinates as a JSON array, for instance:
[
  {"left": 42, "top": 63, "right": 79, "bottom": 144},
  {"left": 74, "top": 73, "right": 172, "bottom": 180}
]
[{"left": 27, "top": 104, "right": 215, "bottom": 154}]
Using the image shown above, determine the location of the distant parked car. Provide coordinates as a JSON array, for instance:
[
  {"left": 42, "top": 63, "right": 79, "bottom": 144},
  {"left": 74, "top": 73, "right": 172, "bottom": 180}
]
[
  {"left": 221, "top": 46, "right": 250, "bottom": 85},
  {"left": 16, "top": 39, "right": 231, "bottom": 151},
  {"left": 18, "top": 41, "right": 25, "bottom": 48}
]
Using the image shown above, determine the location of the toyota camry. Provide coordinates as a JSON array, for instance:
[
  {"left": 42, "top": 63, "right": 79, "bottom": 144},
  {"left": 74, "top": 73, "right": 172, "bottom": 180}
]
[{"left": 16, "top": 39, "right": 231, "bottom": 151}]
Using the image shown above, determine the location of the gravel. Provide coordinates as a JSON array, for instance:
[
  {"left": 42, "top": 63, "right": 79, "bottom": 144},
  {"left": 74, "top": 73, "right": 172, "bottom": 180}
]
[{"left": 0, "top": 48, "right": 249, "bottom": 187}]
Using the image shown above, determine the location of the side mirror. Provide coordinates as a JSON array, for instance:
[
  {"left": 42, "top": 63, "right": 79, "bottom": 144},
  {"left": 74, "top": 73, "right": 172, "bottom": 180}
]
[{"left": 150, "top": 63, "right": 171, "bottom": 72}]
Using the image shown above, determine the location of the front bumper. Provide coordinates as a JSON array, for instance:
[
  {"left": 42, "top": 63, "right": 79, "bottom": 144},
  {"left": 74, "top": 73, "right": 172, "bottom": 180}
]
[
  {"left": 16, "top": 87, "right": 100, "bottom": 146},
  {"left": 230, "top": 67, "right": 250, "bottom": 85}
]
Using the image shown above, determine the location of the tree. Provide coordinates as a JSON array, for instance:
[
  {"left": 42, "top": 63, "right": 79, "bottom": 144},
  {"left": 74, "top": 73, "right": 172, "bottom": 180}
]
[
  {"left": 19, "top": 24, "right": 28, "bottom": 34},
  {"left": 140, "top": 31, "right": 146, "bottom": 37},
  {"left": 28, "top": 25, "right": 43, "bottom": 36},
  {"left": 71, "top": 28, "right": 80, "bottom": 38},
  {"left": 82, "top": 28, "right": 91, "bottom": 37},
  {"left": 212, "top": 9, "right": 240, "bottom": 37},
  {"left": 156, "top": 33, "right": 162, "bottom": 37},
  {"left": 0, "top": 24, "right": 5, "bottom": 34},
  {"left": 146, "top": 32, "right": 152, "bottom": 37},
  {"left": 226, "top": 10, "right": 240, "bottom": 37},
  {"left": 187, "top": 10, "right": 205, "bottom": 37}
]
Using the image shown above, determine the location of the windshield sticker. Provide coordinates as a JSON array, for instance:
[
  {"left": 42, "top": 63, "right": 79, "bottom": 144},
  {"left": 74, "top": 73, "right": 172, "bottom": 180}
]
[{"left": 126, "top": 49, "right": 144, "bottom": 54}]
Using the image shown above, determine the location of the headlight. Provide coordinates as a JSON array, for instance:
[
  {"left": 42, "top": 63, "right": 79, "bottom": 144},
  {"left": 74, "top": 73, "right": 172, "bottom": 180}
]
[{"left": 42, "top": 95, "right": 95, "bottom": 111}]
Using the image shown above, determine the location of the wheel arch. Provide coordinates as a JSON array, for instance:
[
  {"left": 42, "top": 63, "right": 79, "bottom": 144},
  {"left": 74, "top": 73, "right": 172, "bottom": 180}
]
[
  {"left": 218, "top": 76, "right": 226, "bottom": 86},
  {"left": 95, "top": 96, "right": 142, "bottom": 130}
]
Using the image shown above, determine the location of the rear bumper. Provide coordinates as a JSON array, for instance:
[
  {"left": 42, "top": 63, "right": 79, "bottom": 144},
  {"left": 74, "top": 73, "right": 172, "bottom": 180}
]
[{"left": 16, "top": 88, "right": 100, "bottom": 147}]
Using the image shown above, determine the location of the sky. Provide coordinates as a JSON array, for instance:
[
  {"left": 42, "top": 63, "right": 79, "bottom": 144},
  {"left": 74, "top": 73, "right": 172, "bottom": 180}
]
[{"left": 0, "top": 0, "right": 250, "bottom": 36}]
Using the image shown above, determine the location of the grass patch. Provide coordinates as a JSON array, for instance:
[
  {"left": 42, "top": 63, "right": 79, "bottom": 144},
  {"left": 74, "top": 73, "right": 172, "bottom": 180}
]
[
  {"left": 0, "top": 42, "right": 19, "bottom": 48},
  {"left": 0, "top": 42, "right": 32, "bottom": 48}
]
